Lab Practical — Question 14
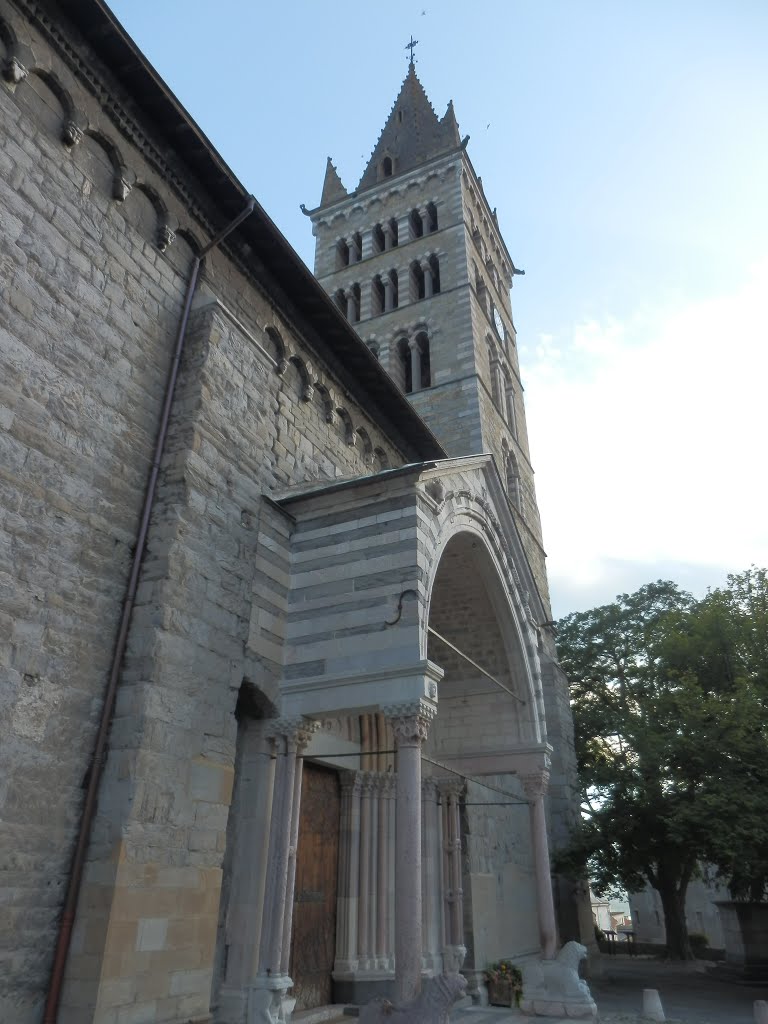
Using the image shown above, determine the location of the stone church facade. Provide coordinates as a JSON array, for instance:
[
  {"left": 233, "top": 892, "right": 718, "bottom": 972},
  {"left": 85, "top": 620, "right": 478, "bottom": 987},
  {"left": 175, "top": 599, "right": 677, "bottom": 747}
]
[{"left": 0, "top": 2, "right": 587, "bottom": 1023}]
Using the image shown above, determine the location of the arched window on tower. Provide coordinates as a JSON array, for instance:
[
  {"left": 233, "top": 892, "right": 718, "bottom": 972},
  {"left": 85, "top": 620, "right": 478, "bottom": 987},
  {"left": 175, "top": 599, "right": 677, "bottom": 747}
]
[
  {"left": 504, "top": 373, "right": 518, "bottom": 438},
  {"left": 388, "top": 269, "right": 399, "bottom": 310},
  {"left": 334, "top": 289, "right": 348, "bottom": 317},
  {"left": 381, "top": 155, "right": 393, "bottom": 178},
  {"left": 487, "top": 336, "right": 502, "bottom": 409},
  {"left": 475, "top": 266, "right": 488, "bottom": 315},
  {"left": 336, "top": 238, "right": 350, "bottom": 269},
  {"left": 428, "top": 254, "right": 441, "bottom": 294},
  {"left": 409, "top": 208, "right": 424, "bottom": 239},
  {"left": 388, "top": 217, "right": 399, "bottom": 247},
  {"left": 506, "top": 452, "right": 523, "bottom": 513},
  {"left": 414, "top": 331, "right": 431, "bottom": 389},
  {"left": 410, "top": 260, "right": 425, "bottom": 302},
  {"left": 397, "top": 337, "right": 412, "bottom": 393},
  {"left": 397, "top": 333, "right": 431, "bottom": 394},
  {"left": 372, "top": 223, "right": 385, "bottom": 254},
  {"left": 349, "top": 283, "right": 362, "bottom": 323},
  {"left": 371, "top": 275, "right": 385, "bottom": 317},
  {"left": 426, "top": 202, "right": 438, "bottom": 232},
  {"left": 350, "top": 231, "right": 362, "bottom": 263}
]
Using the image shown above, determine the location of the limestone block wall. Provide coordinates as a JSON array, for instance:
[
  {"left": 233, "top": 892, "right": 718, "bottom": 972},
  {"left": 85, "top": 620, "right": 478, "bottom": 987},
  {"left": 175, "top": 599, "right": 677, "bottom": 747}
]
[
  {"left": 0, "top": 2, "right": 415, "bottom": 1019},
  {"left": 461, "top": 776, "right": 539, "bottom": 970}
]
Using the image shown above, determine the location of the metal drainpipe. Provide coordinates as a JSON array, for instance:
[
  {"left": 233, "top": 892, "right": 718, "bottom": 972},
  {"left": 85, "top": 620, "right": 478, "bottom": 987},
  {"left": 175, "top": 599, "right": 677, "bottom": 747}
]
[{"left": 43, "top": 197, "right": 256, "bottom": 1023}]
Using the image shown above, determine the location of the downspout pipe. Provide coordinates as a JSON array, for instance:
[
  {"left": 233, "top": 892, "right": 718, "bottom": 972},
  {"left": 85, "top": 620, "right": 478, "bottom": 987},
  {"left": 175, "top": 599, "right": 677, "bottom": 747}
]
[{"left": 43, "top": 197, "right": 256, "bottom": 1023}]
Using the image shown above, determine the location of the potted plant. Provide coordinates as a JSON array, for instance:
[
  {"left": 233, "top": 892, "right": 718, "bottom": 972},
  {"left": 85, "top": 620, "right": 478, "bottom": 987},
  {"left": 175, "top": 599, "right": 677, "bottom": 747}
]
[{"left": 483, "top": 959, "right": 523, "bottom": 1008}]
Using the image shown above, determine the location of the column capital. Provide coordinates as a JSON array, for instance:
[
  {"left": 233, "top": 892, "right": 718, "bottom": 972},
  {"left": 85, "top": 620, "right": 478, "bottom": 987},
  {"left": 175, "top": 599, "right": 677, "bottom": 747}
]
[
  {"left": 436, "top": 777, "right": 465, "bottom": 800},
  {"left": 267, "top": 716, "right": 320, "bottom": 752},
  {"left": 384, "top": 699, "right": 436, "bottom": 745},
  {"left": 521, "top": 770, "right": 550, "bottom": 801},
  {"left": 339, "top": 770, "right": 363, "bottom": 797}
]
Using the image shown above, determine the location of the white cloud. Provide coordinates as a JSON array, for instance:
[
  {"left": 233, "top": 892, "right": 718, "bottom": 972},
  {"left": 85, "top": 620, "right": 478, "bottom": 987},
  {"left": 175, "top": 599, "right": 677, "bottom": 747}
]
[{"left": 524, "top": 260, "right": 768, "bottom": 613}]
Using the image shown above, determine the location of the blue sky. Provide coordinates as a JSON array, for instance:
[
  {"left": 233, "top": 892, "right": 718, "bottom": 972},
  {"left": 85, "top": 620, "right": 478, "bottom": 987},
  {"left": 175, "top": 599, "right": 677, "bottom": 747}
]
[{"left": 108, "top": 1, "right": 768, "bottom": 618}]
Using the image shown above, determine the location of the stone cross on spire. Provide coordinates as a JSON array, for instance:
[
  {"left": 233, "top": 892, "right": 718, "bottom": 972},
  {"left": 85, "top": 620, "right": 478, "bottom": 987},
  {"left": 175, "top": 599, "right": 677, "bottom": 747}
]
[{"left": 405, "top": 35, "right": 418, "bottom": 64}]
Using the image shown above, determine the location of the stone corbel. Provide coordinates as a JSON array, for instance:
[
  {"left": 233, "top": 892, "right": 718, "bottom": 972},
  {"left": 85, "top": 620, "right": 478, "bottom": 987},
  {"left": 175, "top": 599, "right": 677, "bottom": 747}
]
[
  {"left": 112, "top": 165, "right": 135, "bottom": 202},
  {"left": 300, "top": 383, "right": 314, "bottom": 403},
  {"left": 2, "top": 55, "right": 28, "bottom": 84},
  {"left": 61, "top": 117, "right": 85, "bottom": 147},
  {"left": 157, "top": 221, "right": 176, "bottom": 252},
  {"left": 275, "top": 357, "right": 288, "bottom": 376}
]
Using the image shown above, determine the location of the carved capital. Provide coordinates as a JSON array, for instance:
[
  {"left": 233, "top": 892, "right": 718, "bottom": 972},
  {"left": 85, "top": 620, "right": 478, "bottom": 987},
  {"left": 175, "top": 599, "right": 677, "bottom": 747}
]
[
  {"left": 268, "top": 716, "right": 320, "bottom": 753},
  {"left": 301, "top": 383, "right": 314, "bottom": 403},
  {"left": 437, "top": 777, "right": 465, "bottom": 800},
  {"left": 339, "top": 770, "right": 362, "bottom": 798},
  {"left": 384, "top": 699, "right": 436, "bottom": 746},
  {"left": 61, "top": 118, "right": 84, "bottom": 147},
  {"left": 275, "top": 357, "right": 288, "bottom": 376},
  {"left": 521, "top": 771, "right": 550, "bottom": 801},
  {"left": 2, "top": 56, "right": 27, "bottom": 84}
]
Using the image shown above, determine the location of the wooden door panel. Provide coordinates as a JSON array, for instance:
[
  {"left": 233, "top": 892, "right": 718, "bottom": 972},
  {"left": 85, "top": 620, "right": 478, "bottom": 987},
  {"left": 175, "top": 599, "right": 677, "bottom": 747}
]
[{"left": 290, "top": 763, "right": 340, "bottom": 1009}]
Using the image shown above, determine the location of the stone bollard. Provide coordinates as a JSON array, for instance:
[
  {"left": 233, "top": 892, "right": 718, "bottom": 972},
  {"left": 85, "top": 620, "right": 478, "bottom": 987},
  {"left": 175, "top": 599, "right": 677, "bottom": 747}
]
[
  {"left": 755, "top": 999, "right": 768, "bottom": 1024},
  {"left": 642, "top": 988, "right": 666, "bottom": 1022}
]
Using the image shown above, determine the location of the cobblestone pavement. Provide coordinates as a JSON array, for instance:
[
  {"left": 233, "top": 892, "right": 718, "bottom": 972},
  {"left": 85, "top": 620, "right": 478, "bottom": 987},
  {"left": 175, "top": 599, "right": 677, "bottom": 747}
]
[{"left": 450, "top": 956, "right": 767, "bottom": 1024}]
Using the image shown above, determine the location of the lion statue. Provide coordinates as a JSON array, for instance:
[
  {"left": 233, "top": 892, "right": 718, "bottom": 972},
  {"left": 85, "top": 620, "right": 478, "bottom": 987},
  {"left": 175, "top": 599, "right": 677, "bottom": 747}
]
[
  {"left": 520, "top": 941, "right": 597, "bottom": 1019},
  {"left": 359, "top": 972, "right": 468, "bottom": 1024}
]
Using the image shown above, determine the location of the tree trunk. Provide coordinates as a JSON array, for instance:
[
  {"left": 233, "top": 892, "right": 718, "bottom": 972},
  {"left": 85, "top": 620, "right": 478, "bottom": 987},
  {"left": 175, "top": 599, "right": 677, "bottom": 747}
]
[{"left": 657, "top": 880, "right": 693, "bottom": 959}]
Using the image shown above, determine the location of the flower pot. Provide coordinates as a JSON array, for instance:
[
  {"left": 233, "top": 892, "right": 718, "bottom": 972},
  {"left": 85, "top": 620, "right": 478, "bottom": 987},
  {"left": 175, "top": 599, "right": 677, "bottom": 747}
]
[{"left": 487, "top": 979, "right": 515, "bottom": 1007}]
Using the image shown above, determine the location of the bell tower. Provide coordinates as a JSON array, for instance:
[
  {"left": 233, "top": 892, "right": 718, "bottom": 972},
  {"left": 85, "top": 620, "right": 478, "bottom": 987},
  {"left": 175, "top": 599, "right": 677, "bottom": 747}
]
[{"left": 307, "top": 57, "right": 550, "bottom": 612}]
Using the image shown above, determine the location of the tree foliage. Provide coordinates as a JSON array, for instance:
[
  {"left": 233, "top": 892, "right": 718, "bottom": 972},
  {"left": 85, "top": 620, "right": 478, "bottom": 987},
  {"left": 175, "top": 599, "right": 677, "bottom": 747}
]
[{"left": 555, "top": 570, "right": 768, "bottom": 959}]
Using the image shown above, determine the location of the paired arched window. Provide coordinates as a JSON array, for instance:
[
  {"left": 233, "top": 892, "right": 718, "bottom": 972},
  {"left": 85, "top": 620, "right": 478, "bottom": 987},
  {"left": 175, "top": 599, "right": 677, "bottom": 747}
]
[
  {"left": 334, "top": 289, "right": 348, "bottom": 317},
  {"left": 398, "top": 333, "right": 431, "bottom": 394},
  {"left": 506, "top": 451, "right": 523, "bottom": 513},
  {"left": 409, "top": 256, "right": 441, "bottom": 302}
]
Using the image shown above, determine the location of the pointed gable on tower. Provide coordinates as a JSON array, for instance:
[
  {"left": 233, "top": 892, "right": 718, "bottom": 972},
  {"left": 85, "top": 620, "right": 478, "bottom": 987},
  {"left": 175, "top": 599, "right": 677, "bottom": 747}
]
[
  {"left": 356, "top": 63, "right": 460, "bottom": 193},
  {"left": 320, "top": 157, "right": 348, "bottom": 205}
]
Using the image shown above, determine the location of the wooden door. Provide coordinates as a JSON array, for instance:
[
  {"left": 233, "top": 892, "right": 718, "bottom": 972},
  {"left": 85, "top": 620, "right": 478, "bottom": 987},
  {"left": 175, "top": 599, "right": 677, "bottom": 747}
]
[{"left": 289, "top": 763, "right": 340, "bottom": 1009}]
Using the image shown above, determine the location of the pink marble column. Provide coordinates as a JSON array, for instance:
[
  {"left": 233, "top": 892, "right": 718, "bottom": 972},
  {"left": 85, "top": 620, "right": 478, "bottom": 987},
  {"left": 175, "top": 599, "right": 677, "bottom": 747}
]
[
  {"left": 280, "top": 724, "right": 315, "bottom": 975},
  {"left": 376, "top": 774, "right": 390, "bottom": 968},
  {"left": 523, "top": 771, "right": 558, "bottom": 959},
  {"left": 335, "top": 771, "right": 362, "bottom": 973},
  {"left": 386, "top": 700, "right": 436, "bottom": 1003},
  {"left": 358, "top": 773, "right": 373, "bottom": 970},
  {"left": 438, "top": 778, "right": 466, "bottom": 972}
]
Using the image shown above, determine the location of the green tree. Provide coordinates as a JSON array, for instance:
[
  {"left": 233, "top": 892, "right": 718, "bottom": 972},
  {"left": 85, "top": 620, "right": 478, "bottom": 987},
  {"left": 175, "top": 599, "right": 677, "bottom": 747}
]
[{"left": 556, "top": 574, "right": 768, "bottom": 959}]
